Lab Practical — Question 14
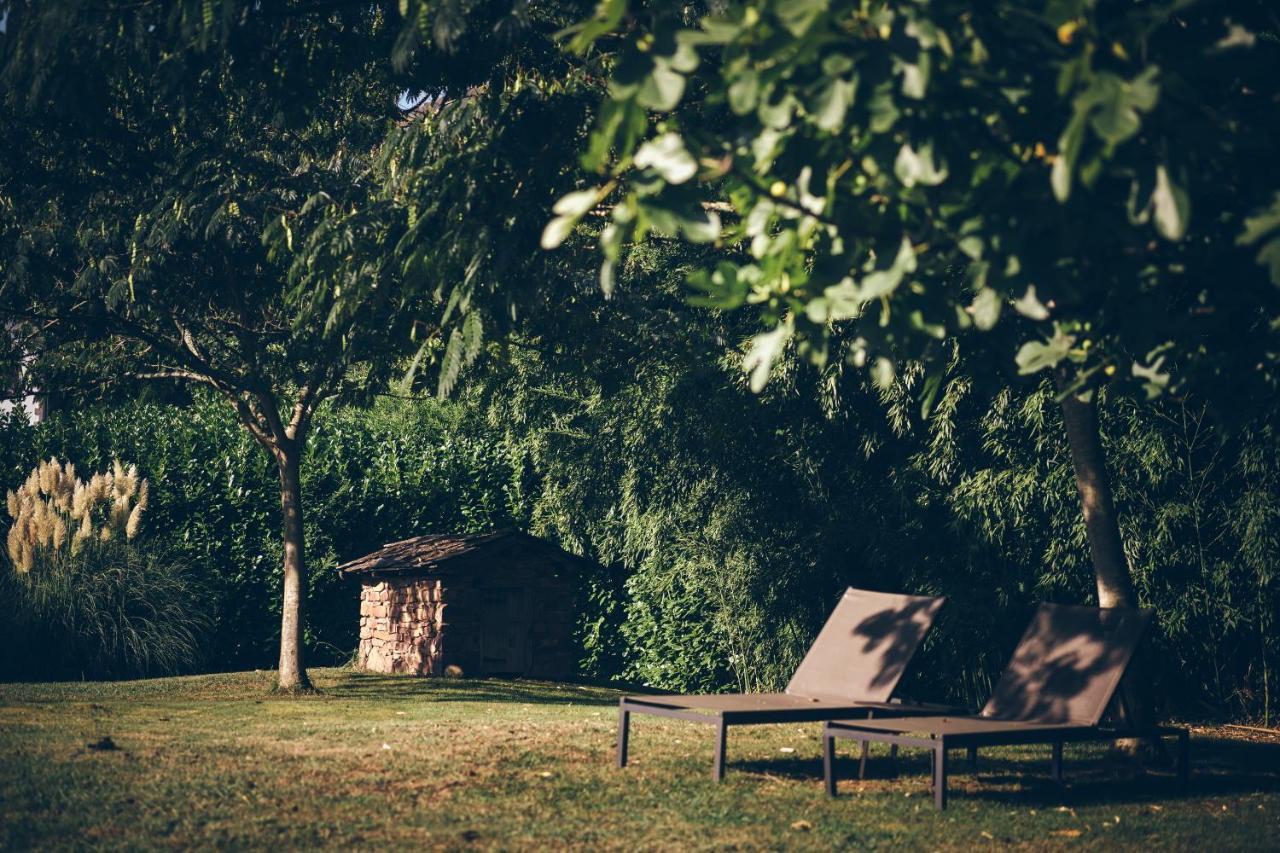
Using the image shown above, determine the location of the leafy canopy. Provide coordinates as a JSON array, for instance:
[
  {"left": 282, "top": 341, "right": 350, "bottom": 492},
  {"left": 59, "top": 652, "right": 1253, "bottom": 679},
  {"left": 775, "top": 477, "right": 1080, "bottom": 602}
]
[{"left": 548, "top": 0, "right": 1280, "bottom": 415}]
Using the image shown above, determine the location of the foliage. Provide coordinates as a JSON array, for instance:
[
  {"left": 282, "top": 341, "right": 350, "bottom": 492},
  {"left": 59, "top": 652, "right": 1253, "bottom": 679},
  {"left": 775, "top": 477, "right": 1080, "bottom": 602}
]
[
  {"left": 0, "top": 0, "right": 450, "bottom": 686},
  {"left": 553, "top": 0, "right": 1280, "bottom": 416},
  {"left": 0, "top": 539, "right": 209, "bottom": 680},
  {"left": 467, "top": 238, "right": 1279, "bottom": 719},
  {"left": 0, "top": 396, "right": 521, "bottom": 670}
]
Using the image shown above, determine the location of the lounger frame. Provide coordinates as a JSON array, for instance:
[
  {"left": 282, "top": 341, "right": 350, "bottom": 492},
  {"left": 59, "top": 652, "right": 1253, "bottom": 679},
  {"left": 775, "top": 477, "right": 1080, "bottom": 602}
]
[
  {"left": 822, "top": 718, "right": 1190, "bottom": 809},
  {"left": 614, "top": 587, "right": 950, "bottom": 781},
  {"left": 617, "top": 699, "right": 959, "bottom": 782},
  {"left": 821, "top": 603, "right": 1189, "bottom": 810}
]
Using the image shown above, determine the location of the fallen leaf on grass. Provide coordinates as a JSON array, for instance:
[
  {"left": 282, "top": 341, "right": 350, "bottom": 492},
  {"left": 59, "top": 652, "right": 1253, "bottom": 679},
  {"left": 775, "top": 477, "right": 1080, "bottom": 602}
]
[
  {"left": 1051, "top": 829, "right": 1082, "bottom": 838},
  {"left": 980, "top": 831, "right": 994, "bottom": 840},
  {"left": 382, "top": 743, "right": 392, "bottom": 751},
  {"left": 790, "top": 820, "right": 812, "bottom": 832},
  {"left": 539, "top": 771, "right": 553, "bottom": 779},
  {"left": 779, "top": 747, "right": 795, "bottom": 754}
]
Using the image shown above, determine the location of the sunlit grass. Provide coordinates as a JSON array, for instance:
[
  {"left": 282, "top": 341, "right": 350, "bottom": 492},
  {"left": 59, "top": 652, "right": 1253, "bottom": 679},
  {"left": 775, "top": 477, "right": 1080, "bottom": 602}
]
[{"left": 0, "top": 668, "right": 1275, "bottom": 850}]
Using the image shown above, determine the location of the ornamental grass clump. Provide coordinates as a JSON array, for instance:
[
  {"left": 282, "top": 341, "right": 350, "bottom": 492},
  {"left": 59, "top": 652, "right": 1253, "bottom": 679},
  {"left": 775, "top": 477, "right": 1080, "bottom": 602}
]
[
  {"left": 5, "top": 458, "right": 148, "bottom": 572},
  {"left": 1, "top": 457, "right": 207, "bottom": 680}
]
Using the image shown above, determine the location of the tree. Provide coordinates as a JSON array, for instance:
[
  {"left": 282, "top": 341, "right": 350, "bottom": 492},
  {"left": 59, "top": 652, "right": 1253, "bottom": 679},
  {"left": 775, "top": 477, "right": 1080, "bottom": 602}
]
[
  {"left": 0, "top": 3, "right": 424, "bottom": 690},
  {"left": 547, "top": 1, "right": 1280, "bottom": 633}
]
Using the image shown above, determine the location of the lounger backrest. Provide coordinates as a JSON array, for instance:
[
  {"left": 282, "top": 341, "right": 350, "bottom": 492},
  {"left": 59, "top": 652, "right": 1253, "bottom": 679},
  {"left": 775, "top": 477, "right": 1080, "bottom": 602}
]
[
  {"left": 980, "top": 603, "right": 1152, "bottom": 725},
  {"left": 785, "top": 587, "right": 946, "bottom": 704}
]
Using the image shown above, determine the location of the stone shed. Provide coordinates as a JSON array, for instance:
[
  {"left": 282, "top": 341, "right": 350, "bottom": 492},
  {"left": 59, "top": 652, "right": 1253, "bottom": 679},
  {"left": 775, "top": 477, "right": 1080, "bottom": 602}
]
[{"left": 337, "top": 528, "right": 584, "bottom": 679}]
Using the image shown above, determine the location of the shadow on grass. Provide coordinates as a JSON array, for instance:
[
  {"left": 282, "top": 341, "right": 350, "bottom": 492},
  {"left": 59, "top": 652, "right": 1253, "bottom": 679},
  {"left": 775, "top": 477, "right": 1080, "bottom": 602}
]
[
  {"left": 322, "top": 672, "right": 617, "bottom": 706},
  {"left": 734, "top": 737, "right": 1279, "bottom": 809}
]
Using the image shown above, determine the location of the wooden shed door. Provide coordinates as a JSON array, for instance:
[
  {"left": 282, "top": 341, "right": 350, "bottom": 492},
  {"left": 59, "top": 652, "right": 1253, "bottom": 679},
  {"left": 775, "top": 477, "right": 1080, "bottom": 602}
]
[{"left": 480, "top": 587, "right": 529, "bottom": 674}]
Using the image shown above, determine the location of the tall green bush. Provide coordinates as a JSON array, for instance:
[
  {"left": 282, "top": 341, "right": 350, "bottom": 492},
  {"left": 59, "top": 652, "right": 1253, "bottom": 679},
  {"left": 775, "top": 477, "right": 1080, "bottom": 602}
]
[{"left": 0, "top": 540, "right": 209, "bottom": 680}]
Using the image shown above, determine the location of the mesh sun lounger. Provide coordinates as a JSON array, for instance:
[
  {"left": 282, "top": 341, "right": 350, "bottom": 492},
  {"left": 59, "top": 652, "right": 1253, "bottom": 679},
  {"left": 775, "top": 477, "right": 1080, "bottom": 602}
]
[
  {"left": 616, "top": 587, "right": 950, "bottom": 781},
  {"left": 822, "top": 603, "right": 1191, "bottom": 809}
]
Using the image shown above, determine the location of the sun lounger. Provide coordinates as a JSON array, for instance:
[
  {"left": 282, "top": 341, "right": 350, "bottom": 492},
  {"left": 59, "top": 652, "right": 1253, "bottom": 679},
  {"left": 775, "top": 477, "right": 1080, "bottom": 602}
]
[
  {"left": 616, "top": 587, "right": 951, "bottom": 781},
  {"left": 822, "top": 603, "right": 1190, "bottom": 809}
]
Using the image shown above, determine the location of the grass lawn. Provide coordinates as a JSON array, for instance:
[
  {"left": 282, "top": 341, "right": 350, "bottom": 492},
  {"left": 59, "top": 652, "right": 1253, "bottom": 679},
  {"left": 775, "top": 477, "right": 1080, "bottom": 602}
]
[{"left": 0, "top": 669, "right": 1276, "bottom": 850}]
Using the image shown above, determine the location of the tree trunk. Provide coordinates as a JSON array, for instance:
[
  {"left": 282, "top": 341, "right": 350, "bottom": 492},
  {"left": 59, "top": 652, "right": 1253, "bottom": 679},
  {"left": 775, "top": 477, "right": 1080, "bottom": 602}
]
[
  {"left": 1056, "top": 380, "right": 1136, "bottom": 609},
  {"left": 275, "top": 444, "right": 312, "bottom": 691},
  {"left": 1056, "top": 373, "right": 1154, "bottom": 744}
]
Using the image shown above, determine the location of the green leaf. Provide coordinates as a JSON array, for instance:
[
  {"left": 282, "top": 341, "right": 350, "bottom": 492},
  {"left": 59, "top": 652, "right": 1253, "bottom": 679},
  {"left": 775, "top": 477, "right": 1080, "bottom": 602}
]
[
  {"left": 919, "top": 370, "right": 943, "bottom": 418},
  {"left": 871, "top": 356, "right": 896, "bottom": 390},
  {"left": 970, "top": 288, "right": 1002, "bottom": 331},
  {"left": 1013, "top": 285, "right": 1051, "bottom": 321},
  {"left": 1152, "top": 165, "right": 1190, "bottom": 241},
  {"left": 858, "top": 237, "right": 917, "bottom": 300},
  {"left": 821, "top": 277, "right": 863, "bottom": 321},
  {"left": 636, "top": 64, "right": 686, "bottom": 111},
  {"left": 560, "top": 0, "right": 627, "bottom": 54},
  {"left": 900, "top": 55, "right": 930, "bottom": 100},
  {"left": 1131, "top": 354, "right": 1170, "bottom": 399},
  {"left": 634, "top": 133, "right": 697, "bottom": 184},
  {"left": 868, "top": 83, "right": 899, "bottom": 134},
  {"left": 553, "top": 188, "right": 600, "bottom": 218},
  {"left": 894, "top": 141, "right": 948, "bottom": 187},
  {"left": 678, "top": 208, "right": 720, "bottom": 243},
  {"left": 1256, "top": 238, "right": 1280, "bottom": 286},
  {"left": 540, "top": 215, "right": 577, "bottom": 250},
  {"left": 1238, "top": 194, "right": 1280, "bottom": 245},
  {"left": 775, "top": 0, "right": 827, "bottom": 37},
  {"left": 1086, "top": 68, "right": 1160, "bottom": 146},
  {"left": 758, "top": 90, "right": 797, "bottom": 130},
  {"left": 728, "top": 69, "right": 760, "bottom": 115},
  {"left": 1052, "top": 111, "right": 1086, "bottom": 202},
  {"left": 599, "top": 260, "right": 616, "bottom": 298},
  {"left": 743, "top": 318, "right": 793, "bottom": 393},
  {"left": 1015, "top": 327, "right": 1076, "bottom": 375},
  {"left": 462, "top": 311, "right": 483, "bottom": 362},
  {"left": 437, "top": 327, "right": 464, "bottom": 397},
  {"left": 810, "top": 76, "right": 856, "bottom": 132}
]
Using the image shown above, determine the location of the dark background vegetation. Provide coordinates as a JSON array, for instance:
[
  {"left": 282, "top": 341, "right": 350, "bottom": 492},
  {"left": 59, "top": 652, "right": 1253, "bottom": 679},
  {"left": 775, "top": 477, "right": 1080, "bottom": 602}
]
[{"left": 3, "top": 258, "right": 1276, "bottom": 723}]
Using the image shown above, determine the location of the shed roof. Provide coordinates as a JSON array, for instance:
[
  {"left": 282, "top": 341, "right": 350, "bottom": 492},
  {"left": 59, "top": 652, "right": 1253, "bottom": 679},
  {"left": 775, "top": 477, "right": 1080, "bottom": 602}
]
[{"left": 336, "top": 528, "right": 587, "bottom": 579}]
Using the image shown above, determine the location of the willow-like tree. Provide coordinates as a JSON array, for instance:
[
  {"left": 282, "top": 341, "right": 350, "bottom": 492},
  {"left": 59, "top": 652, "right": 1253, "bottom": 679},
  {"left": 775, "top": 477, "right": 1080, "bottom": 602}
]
[
  {"left": 549, "top": 0, "right": 1279, "bottom": 648},
  {"left": 0, "top": 3, "right": 429, "bottom": 690}
]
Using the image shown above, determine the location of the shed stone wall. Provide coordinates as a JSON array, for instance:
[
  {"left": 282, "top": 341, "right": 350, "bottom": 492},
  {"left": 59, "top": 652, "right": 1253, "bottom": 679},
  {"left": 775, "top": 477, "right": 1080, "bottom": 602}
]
[{"left": 358, "top": 577, "right": 445, "bottom": 675}]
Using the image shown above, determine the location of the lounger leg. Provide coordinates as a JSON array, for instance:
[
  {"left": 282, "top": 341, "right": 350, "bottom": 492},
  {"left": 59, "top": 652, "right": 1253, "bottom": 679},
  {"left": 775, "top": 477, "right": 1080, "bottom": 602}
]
[
  {"left": 967, "top": 746, "right": 978, "bottom": 771},
  {"left": 616, "top": 704, "right": 630, "bottom": 769},
  {"left": 1177, "top": 729, "right": 1190, "bottom": 790},
  {"left": 712, "top": 717, "right": 728, "bottom": 783},
  {"left": 933, "top": 738, "right": 948, "bottom": 810},
  {"left": 1051, "top": 741, "right": 1063, "bottom": 782},
  {"left": 824, "top": 733, "right": 837, "bottom": 797},
  {"left": 889, "top": 743, "right": 899, "bottom": 777},
  {"left": 858, "top": 709, "right": 873, "bottom": 780}
]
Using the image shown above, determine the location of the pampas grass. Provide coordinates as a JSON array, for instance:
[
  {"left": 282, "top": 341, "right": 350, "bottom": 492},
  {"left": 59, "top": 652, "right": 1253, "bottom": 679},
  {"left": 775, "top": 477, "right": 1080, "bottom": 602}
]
[{"left": 5, "top": 458, "right": 148, "bottom": 572}]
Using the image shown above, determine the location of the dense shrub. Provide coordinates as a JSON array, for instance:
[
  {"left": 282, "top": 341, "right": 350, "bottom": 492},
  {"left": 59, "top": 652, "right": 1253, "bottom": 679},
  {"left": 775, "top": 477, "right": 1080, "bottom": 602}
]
[{"left": 0, "top": 540, "right": 209, "bottom": 680}]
